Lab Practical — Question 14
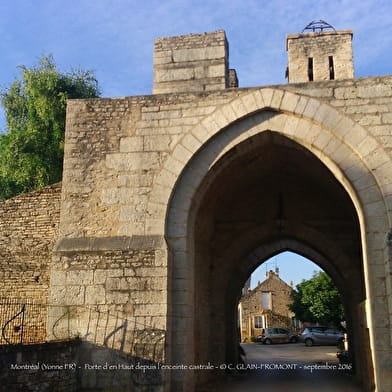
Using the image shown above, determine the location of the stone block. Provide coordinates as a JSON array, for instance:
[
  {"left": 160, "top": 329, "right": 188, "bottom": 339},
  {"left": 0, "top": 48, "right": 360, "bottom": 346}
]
[
  {"left": 293, "top": 95, "right": 309, "bottom": 115},
  {"left": 66, "top": 286, "right": 85, "bottom": 305},
  {"left": 107, "top": 269, "right": 124, "bottom": 278},
  {"left": 106, "top": 291, "right": 129, "bottom": 304},
  {"left": 124, "top": 267, "right": 136, "bottom": 277},
  {"left": 101, "top": 188, "right": 120, "bottom": 205},
  {"left": 334, "top": 87, "right": 358, "bottom": 100},
  {"left": 85, "top": 285, "right": 106, "bottom": 304},
  {"left": 49, "top": 286, "right": 67, "bottom": 305},
  {"left": 50, "top": 270, "right": 66, "bottom": 286},
  {"left": 106, "top": 277, "right": 129, "bottom": 291},
  {"left": 175, "top": 45, "right": 225, "bottom": 62},
  {"left": 270, "top": 89, "right": 284, "bottom": 109},
  {"left": 164, "top": 154, "right": 187, "bottom": 175},
  {"left": 153, "top": 50, "right": 172, "bottom": 65},
  {"left": 358, "top": 84, "right": 392, "bottom": 98},
  {"left": 260, "top": 88, "right": 274, "bottom": 107},
  {"left": 105, "top": 152, "right": 161, "bottom": 171},
  {"left": 280, "top": 92, "right": 299, "bottom": 112},
  {"left": 172, "top": 143, "right": 194, "bottom": 163},
  {"left": 144, "top": 135, "right": 171, "bottom": 151},
  {"left": 208, "top": 64, "right": 225, "bottom": 77},
  {"left": 94, "top": 270, "right": 107, "bottom": 284},
  {"left": 155, "top": 67, "right": 195, "bottom": 83},
  {"left": 230, "top": 97, "right": 247, "bottom": 117},
  {"left": 303, "top": 98, "right": 321, "bottom": 119},
  {"left": 119, "top": 136, "right": 143, "bottom": 152},
  {"left": 133, "top": 303, "right": 166, "bottom": 316},
  {"left": 67, "top": 270, "right": 93, "bottom": 285}
]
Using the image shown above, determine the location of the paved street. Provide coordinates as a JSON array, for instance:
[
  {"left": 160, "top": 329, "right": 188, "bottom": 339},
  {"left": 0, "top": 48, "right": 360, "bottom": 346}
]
[{"left": 205, "top": 343, "right": 364, "bottom": 392}]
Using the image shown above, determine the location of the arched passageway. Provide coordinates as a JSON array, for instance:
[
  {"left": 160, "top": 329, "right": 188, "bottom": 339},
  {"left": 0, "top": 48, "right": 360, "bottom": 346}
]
[
  {"left": 190, "top": 131, "right": 370, "bottom": 389},
  {"left": 164, "top": 106, "right": 382, "bottom": 391}
]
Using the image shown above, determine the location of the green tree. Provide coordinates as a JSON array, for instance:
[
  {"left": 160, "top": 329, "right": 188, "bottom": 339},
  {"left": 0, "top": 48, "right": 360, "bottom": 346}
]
[
  {"left": 289, "top": 271, "right": 344, "bottom": 325},
  {"left": 0, "top": 55, "right": 100, "bottom": 200}
]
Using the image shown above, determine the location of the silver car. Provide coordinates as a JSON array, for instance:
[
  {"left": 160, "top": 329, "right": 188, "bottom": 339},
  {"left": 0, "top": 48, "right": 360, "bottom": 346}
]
[
  {"left": 256, "top": 327, "right": 298, "bottom": 344},
  {"left": 300, "top": 326, "right": 344, "bottom": 346}
]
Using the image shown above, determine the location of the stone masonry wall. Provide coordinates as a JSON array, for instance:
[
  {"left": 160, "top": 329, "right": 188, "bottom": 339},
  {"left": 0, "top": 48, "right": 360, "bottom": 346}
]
[
  {"left": 0, "top": 341, "right": 79, "bottom": 392},
  {"left": 55, "top": 71, "right": 392, "bottom": 392},
  {"left": 286, "top": 30, "right": 354, "bottom": 82},
  {"left": 61, "top": 90, "right": 243, "bottom": 239},
  {"left": 48, "top": 236, "right": 168, "bottom": 359},
  {"left": 0, "top": 340, "right": 163, "bottom": 392},
  {"left": 153, "top": 30, "right": 230, "bottom": 94},
  {"left": 0, "top": 183, "right": 61, "bottom": 344},
  {"left": 61, "top": 76, "right": 392, "bottom": 241},
  {"left": 286, "top": 76, "right": 392, "bottom": 156}
]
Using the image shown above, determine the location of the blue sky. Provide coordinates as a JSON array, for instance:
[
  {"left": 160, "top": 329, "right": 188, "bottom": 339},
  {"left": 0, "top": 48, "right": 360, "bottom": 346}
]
[
  {"left": 250, "top": 252, "right": 321, "bottom": 289},
  {"left": 1, "top": 0, "right": 390, "bottom": 287},
  {"left": 1, "top": 0, "right": 392, "bottom": 124}
]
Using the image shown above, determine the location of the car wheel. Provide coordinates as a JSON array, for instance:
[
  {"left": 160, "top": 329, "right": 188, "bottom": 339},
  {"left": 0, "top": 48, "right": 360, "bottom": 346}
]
[
  {"left": 305, "top": 338, "right": 313, "bottom": 347},
  {"left": 290, "top": 336, "right": 297, "bottom": 343},
  {"left": 264, "top": 338, "right": 272, "bottom": 345}
]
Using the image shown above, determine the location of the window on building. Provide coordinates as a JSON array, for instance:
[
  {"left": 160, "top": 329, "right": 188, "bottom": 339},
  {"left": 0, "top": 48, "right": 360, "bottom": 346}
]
[
  {"left": 308, "top": 57, "right": 314, "bottom": 81},
  {"left": 254, "top": 315, "right": 264, "bottom": 329},
  {"left": 261, "top": 291, "right": 271, "bottom": 310},
  {"left": 329, "top": 56, "right": 335, "bottom": 80}
]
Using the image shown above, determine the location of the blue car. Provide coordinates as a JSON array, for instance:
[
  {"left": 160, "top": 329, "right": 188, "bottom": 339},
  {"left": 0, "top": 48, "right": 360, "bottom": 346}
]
[{"left": 300, "top": 326, "right": 344, "bottom": 346}]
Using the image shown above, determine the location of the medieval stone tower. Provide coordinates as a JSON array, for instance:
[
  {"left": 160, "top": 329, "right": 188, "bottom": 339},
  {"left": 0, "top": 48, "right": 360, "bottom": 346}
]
[
  {"left": 286, "top": 21, "right": 354, "bottom": 82},
  {"left": 153, "top": 30, "right": 238, "bottom": 94},
  {"left": 1, "top": 22, "right": 392, "bottom": 392}
]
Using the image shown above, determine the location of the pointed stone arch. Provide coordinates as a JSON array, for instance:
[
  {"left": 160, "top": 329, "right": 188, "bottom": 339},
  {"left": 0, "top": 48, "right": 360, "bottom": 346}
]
[
  {"left": 149, "top": 88, "right": 391, "bottom": 235},
  {"left": 152, "top": 88, "right": 391, "bottom": 392}
]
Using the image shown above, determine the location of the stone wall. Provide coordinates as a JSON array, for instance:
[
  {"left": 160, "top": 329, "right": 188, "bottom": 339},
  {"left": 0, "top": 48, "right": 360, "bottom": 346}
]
[
  {"left": 0, "top": 341, "right": 79, "bottom": 392},
  {"left": 0, "top": 183, "right": 61, "bottom": 299},
  {"left": 60, "top": 75, "right": 392, "bottom": 242},
  {"left": 61, "top": 90, "right": 243, "bottom": 239},
  {"left": 286, "top": 76, "right": 392, "bottom": 154},
  {"left": 0, "top": 340, "right": 163, "bottom": 392},
  {"left": 0, "top": 183, "right": 61, "bottom": 344},
  {"left": 153, "top": 30, "right": 232, "bottom": 94},
  {"left": 48, "top": 237, "right": 168, "bottom": 344},
  {"left": 286, "top": 30, "right": 354, "bottom": 82}
]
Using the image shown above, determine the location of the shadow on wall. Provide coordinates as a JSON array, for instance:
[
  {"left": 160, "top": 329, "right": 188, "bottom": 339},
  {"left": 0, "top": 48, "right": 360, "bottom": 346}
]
[
  {"left": 1, "top": 303, "right": 165, "bottom": 392},
  {"left": 0, "top": 340, "right": 164, "bottom": 392}
]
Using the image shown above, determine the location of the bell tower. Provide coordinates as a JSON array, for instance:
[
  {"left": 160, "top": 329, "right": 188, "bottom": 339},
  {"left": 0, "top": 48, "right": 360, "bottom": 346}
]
[{"left": 286, "top": 20, "right": 354, "bottom": 83}]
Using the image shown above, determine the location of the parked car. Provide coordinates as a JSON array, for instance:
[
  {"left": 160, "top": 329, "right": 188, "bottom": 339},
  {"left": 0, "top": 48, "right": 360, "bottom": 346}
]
[
  {"left": 300, "top": 326, "right": 344, "bottom": 346},
  {"left": 256, "top": 327, "right": 298, "bottom": 344}
]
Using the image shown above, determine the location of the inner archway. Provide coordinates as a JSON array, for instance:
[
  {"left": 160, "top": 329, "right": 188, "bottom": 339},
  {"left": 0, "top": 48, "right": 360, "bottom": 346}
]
[
  {"left": 183, "top": 130, "right": 371, "bottom": 391},
  {"left": 241, "top": 251, "right": 325, "bottom": 341}
]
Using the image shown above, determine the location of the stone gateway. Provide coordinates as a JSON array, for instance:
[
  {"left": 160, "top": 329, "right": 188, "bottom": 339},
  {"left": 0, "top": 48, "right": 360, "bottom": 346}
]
[{"left": 1, "top": 26, "right": 392, "bottom": 392}]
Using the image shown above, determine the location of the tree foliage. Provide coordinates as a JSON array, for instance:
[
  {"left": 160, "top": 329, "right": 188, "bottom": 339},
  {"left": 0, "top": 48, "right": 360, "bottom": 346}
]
[
  {"left": 289, "top": 271, "right": 344, "bottom": 325},
  {"left": 0, "top": 55, "right": 100, "bottom": 200}
]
